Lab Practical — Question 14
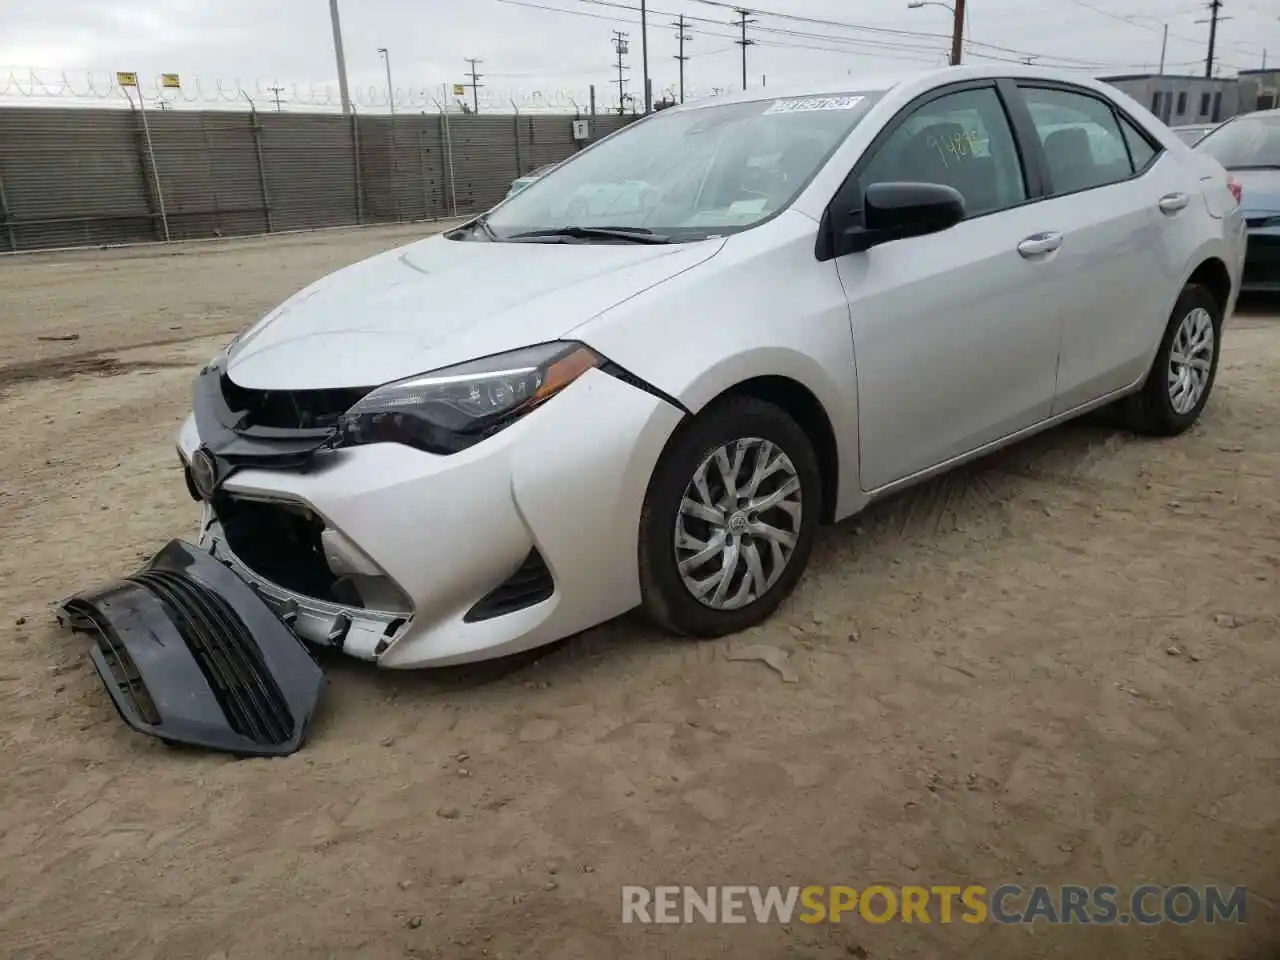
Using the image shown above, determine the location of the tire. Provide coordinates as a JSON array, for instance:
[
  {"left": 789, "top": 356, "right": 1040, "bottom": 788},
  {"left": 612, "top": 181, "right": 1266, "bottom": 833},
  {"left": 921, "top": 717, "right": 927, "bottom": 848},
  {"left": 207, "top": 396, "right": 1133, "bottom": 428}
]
[
  {"left": 1119, "top": 283, "right": 1222, "bottom": 437},
  {"left": 638, "top": 396, "right": 822, "bottom": 637}
]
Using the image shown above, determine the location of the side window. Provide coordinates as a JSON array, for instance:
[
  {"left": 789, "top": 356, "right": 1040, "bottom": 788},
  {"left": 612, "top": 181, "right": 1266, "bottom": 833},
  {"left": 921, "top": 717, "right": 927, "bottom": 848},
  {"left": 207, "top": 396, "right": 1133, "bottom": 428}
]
[
  {"left": 1020, "top": 86, "right": 1135, "bottom": 196},
  {"left": 1118, "top": 114, "right": 1159, "bottom": 171},
  {"left": 857, "top": 86, "right": 1027, "bottom": 219},
  {"left": 1176, "top": 91, "right": 1188, "bottom": 116},
  {"left": 1199, "top": 92, "right": 1211, "bottom": 117},
  {"left": 1152, "top": 91, "right": 1163, "bottom": 114}
]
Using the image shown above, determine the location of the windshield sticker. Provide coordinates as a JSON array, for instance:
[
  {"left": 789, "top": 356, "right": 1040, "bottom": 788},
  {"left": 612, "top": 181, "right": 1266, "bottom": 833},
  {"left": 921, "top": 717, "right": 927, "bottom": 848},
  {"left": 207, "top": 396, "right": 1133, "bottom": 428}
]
[{"left": 763, "top": 95, "right": 865, "bottom": 115}]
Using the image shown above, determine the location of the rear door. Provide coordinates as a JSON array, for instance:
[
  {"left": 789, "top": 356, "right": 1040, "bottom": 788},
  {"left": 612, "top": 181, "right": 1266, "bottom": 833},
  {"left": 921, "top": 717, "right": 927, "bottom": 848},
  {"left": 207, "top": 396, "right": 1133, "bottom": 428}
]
[{"left": 1009, "top": 82, "right": 1187, "bottom": 412}]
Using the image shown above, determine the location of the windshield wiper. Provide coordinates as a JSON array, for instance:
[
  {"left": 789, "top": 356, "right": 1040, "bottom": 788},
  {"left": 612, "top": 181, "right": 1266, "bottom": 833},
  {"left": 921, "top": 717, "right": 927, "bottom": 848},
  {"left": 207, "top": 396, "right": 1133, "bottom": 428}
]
[
  {"left": 506, "top": 225, "right": 673, "bottom": 244},
  {"left": 469, "top": 215, "right": 500, "bottom": 241}
]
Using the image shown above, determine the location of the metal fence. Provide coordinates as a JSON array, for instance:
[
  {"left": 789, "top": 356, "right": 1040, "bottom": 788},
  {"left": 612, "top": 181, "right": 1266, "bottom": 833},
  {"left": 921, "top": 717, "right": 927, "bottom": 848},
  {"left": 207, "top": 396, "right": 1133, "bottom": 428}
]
[{"left": 0, "top": 107, "right": 637, "bottom": 252}]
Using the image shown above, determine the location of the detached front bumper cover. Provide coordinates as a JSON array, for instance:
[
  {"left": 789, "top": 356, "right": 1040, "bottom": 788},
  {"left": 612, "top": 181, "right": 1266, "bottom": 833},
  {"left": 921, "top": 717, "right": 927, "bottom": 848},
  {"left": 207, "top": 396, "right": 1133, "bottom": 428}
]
[{"left": 57, "top": 539, "right": 325, "bottom": 757}]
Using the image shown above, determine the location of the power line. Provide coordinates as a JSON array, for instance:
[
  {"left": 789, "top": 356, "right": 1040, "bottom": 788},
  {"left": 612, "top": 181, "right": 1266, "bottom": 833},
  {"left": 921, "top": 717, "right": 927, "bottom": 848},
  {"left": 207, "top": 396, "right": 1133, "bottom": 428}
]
[
  {"left": 560, "top": 0, "right": 1204, "bottom": 71},
  {"left": 673, "top": 15, "right": 692, "bottom": 103},
  {"left": 498, "top": 0, "right": 1216, "bottom": 77},
  {"left": 464, "top": 56, "right": 484, "bottom": 113},
  {"left": 733, "top": 8, "right": 755, "bottom": 91}
]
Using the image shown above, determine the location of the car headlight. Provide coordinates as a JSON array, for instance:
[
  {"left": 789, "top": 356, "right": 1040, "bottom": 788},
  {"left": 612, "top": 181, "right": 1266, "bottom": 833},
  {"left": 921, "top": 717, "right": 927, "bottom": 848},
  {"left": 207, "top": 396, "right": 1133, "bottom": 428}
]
[{"left": 332, "top": 341, "right": 603, "bottom": 454}]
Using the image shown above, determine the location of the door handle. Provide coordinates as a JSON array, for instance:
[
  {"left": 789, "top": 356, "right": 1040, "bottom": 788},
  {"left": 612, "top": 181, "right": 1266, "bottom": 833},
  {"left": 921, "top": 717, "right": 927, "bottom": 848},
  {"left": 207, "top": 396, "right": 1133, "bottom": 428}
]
[
  {"left": 1158, "top": 192, "right": 1190, "bottom": 214},
  {"left": 1017, "top": 232, "right": 1063, "bottom": 258}
]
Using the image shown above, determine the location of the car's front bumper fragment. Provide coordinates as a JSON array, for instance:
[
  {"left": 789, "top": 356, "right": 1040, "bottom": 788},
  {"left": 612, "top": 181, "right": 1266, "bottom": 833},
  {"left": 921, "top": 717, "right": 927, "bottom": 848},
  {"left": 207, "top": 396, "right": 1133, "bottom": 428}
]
[{"left": 57, "top": 539, "right": 326, "bottom": 757}]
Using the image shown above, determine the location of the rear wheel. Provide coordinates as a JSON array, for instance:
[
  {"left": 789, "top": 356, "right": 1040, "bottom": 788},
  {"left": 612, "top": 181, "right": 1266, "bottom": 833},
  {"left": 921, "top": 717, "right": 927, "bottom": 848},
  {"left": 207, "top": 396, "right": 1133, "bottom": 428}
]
[
  {"left": 1119, "top": 283, "right": 1222, "bottom": 436},
  {"left": 638, "top": 397, "right": 821, "bottom": 637}
]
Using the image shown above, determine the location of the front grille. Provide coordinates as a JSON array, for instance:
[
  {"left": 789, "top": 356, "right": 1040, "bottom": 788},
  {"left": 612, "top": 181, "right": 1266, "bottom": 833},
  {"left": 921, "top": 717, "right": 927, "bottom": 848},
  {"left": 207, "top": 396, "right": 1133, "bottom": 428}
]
[
  {"left": 220, "top": 374, "right": 369, "bottom": 430},
  {"left": 129, "top": 569, "right": 295, "bottom": 746},
  {"left": 94, "top": 626, "right": 162, "bottom": 726},
  {"left": 464, "top": 549, "right": 555, "bottom": 622}
]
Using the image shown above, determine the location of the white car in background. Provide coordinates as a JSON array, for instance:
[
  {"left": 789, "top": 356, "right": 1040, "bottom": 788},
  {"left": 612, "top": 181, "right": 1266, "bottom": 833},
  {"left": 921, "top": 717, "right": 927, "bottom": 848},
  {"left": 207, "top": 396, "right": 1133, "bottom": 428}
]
[{"left": 65, "top": 64, "right": 1246, "bottom": 754}]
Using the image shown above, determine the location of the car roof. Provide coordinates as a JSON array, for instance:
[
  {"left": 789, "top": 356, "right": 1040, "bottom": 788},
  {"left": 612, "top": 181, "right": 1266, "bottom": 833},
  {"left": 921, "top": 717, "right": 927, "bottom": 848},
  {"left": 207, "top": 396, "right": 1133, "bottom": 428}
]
[{"left": 667, "top": 63, "right": 1135, "bottom": 113}]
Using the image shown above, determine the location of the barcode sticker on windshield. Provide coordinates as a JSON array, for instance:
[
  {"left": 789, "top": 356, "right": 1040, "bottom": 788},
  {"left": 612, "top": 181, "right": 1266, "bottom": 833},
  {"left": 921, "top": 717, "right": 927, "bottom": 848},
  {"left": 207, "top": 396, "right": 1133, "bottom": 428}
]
[{"left": 763, "top": 95, "right": 865, "bottom": 114}]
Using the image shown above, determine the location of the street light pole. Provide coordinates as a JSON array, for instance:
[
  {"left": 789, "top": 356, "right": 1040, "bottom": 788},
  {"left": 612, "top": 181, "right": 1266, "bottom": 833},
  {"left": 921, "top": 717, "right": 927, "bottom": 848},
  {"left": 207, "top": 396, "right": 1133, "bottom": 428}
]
[
  {"left": 907, "top": 0, "right": 962, "bottom": 65},
  {"left": 377, "top": 47, "right": 395, "bottom": 115},
  {"left": 330, "top": 0, "right": 352, "bottom": 115}
]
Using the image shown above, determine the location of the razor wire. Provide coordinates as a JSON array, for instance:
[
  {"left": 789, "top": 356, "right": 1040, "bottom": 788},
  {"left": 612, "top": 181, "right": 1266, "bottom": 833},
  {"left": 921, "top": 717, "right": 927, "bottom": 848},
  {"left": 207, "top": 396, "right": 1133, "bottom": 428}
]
[{"left": 0, "top": 67, "right": 660, "bottom": 113}]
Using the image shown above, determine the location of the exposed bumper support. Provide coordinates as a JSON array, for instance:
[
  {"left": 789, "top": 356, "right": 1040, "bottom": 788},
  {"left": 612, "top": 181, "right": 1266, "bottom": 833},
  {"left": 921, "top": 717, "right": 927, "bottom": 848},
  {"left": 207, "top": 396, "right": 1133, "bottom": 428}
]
[{"left": 57, "top": 539, "right": 326, "bottom": 757}]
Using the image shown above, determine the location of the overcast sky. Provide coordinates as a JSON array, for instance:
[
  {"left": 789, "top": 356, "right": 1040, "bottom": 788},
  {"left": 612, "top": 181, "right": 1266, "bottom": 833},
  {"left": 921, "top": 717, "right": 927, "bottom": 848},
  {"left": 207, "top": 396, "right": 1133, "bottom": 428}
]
[{"left": 0, "top": 0, "right": 1277, "bottom": 112}]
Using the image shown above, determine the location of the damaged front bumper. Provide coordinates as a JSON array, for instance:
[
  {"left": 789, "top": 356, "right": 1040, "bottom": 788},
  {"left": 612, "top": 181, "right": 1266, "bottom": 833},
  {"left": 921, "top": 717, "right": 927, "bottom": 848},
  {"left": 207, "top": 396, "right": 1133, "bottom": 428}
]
[
  {"left": 58, "top": 539, "right": 325, "bottom": 757},
  {"left": 199, "top": 513, "right": 407, "bottom": 660}
]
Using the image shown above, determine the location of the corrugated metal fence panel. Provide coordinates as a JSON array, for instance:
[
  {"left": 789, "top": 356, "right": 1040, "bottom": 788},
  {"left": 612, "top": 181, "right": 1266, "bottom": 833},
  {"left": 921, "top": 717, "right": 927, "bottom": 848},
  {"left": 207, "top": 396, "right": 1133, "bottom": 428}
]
[
  {"left": 447, "top": 116, "right": 519, "bottom": 215},
  {"left": 146, "top": 112, "right": 265, "bottom": 240},
  {"left": 262, "top": 113, "right": 358, "bottom": 231},
  {"left": 0, "top": 107, "right": 641, "bottom": 251},
  {"left": 0, "top": 107, "right": 149, "bottom": 250}
]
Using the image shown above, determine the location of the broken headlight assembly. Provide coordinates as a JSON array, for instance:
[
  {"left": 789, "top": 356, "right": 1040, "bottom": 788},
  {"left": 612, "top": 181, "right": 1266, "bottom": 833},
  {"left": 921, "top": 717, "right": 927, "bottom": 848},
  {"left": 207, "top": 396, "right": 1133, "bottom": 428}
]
[{"left": 331, "top": 341, "right": 603, "bottom": 454}]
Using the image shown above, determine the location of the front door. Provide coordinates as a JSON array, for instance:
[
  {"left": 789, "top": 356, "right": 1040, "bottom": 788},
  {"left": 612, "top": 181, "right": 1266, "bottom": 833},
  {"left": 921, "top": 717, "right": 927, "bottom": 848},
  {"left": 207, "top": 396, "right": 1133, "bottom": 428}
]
[{"left": 833, "top": 83, "right": 1065, "bottom": 492}]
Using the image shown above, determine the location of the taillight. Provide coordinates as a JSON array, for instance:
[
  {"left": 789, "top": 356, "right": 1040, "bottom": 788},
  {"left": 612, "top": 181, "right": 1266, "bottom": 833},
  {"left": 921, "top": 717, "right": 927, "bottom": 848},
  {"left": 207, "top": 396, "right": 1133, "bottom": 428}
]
[{"left": 1227, "top": 175, "right": 1242, "bottom": 204}]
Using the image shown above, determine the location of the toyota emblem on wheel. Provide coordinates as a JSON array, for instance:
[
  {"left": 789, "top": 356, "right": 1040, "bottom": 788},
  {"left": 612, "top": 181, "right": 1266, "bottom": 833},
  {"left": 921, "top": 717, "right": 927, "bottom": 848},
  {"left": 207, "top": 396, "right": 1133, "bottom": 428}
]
[{"left": 189, "top": 447, "right": 218, "bottom": 501}]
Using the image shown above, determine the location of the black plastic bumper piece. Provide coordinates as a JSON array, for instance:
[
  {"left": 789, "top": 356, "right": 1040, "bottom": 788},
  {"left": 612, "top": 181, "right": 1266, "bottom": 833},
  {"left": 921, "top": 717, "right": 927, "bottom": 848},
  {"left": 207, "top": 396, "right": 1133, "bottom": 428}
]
[{"left": 57, "top": 539, "right": 325, "bottom": 757}]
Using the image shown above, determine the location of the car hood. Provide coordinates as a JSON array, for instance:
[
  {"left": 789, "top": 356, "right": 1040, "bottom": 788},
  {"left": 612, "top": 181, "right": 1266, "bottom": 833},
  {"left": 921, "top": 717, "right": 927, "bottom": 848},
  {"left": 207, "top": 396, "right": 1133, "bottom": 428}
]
[
  {"left": 1230, "top": 168, "right": 1280, "bottom": 216},
  {"left": 226, "top": 232, "right": 724, "bottom": 390}
]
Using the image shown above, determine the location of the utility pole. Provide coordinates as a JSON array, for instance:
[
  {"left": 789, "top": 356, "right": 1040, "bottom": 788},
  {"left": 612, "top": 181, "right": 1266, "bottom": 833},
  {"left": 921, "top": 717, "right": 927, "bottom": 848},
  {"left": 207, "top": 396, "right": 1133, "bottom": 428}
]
[
  {"left": 612, "top": 30, "right": 630, "bottom": 115},
  {"left": 329, "top": 0, "right": 352, "bottom": 115},
  {"left": 640, "top": 0, "right": 651, "bottom": 113},
  {"left": 1159, "top": 23, "right": 1168, "bottom": 74},
  {"left": 268, "top": 86, "right": 284, "bottom": 112},
  {"left": 1195, "top": 0, "right": 1229, "bottom": 79},
  {"left": 673, "top": 15, "right": 691, "bottom": 103},
  {"left": 950, "top": 0, "right": 966, "bottom": 66},
  {"left": 464, "top": 57, "right": 484, "bottom": 114},
  {"left": 733, "top": 8, "right": 755, "bottom": 91}
]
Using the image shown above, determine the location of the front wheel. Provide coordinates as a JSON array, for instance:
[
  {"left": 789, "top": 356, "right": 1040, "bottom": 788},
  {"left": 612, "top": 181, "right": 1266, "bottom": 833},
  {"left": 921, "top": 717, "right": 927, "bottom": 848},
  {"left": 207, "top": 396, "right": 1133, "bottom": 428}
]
[
  {"left": 1119, "top": 283, "right": 1222, "bottom": 436},
  {"left": 638, "top": 397, "right": 821, "bottom": 637}
]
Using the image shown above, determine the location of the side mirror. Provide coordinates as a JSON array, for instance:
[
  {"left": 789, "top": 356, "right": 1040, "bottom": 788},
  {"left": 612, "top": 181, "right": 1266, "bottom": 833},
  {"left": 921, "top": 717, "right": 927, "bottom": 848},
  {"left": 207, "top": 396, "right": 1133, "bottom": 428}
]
[{"left": 834, "top": 181, "right": 966, "bottom": 256}]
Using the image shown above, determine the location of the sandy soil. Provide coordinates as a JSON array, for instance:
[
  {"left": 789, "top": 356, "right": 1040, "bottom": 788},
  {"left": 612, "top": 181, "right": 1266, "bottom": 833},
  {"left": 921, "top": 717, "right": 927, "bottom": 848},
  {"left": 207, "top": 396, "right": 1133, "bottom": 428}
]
[{"left": 1, "top": 226, "right": 1278, "bottom": 960}]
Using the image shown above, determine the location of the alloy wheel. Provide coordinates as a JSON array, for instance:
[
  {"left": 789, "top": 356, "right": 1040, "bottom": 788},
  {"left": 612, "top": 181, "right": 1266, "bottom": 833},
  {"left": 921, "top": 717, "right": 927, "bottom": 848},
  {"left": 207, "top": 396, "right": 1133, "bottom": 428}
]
[
  {"left": 674, "top": 437, "right": 803, "bottom": 610},
  {"left": 1167, "top": 306, "right": 1215, "bottom": 415}
]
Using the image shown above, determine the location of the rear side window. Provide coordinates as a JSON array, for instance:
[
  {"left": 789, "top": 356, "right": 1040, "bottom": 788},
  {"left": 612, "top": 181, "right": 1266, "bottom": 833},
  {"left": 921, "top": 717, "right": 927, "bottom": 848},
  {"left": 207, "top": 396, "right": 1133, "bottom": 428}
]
[
  {"left": 1118, "top": 115, "right": 1158, "bottom": 171},
  {"left": 1019, "top": 86, "right": 1135, "bottom": 195}
]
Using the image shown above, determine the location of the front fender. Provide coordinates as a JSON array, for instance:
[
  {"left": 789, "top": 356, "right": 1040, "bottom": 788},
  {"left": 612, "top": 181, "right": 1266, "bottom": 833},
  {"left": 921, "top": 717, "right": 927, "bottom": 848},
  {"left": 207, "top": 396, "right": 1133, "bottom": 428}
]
[{"left": 577, "top": 214, "right": 865, "bottom": 518}]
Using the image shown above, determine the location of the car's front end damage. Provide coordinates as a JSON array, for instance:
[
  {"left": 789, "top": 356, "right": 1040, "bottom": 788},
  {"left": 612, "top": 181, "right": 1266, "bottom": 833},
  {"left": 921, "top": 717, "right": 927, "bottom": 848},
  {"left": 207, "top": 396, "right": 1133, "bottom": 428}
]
[
  {"left": 167, "top": 340, "right": 683, "bottom": 673},
  {"left": 58, "top": 214, "right": 717, "bottom": 755},
  {"left": 62, "top": 339, "right": 683, "bottom": 754}
]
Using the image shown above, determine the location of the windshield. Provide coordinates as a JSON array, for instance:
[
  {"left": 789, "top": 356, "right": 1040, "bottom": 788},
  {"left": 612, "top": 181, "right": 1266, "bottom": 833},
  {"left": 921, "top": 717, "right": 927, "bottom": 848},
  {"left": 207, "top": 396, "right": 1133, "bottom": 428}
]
[
  {"left": 1195, "top": 113, "right": 1280, "bottom": 168},
  {"left": 481, "top": 92, "right": 880, "bottom": 242}
]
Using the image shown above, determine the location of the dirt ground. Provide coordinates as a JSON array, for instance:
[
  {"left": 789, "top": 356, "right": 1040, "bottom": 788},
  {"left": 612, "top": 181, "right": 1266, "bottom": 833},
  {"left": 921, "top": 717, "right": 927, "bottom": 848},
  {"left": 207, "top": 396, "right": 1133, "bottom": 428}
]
[{"left": 1, "top": 224, "right": 1278, "bottom": 960}]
